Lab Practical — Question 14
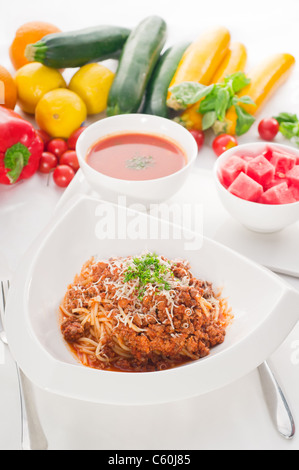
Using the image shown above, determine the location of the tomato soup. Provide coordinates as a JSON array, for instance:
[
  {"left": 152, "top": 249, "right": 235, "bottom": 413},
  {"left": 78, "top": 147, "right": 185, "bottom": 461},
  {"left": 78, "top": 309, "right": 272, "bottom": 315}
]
[{"left": 86, "top": 132, "right": 187, "bottom": 181}]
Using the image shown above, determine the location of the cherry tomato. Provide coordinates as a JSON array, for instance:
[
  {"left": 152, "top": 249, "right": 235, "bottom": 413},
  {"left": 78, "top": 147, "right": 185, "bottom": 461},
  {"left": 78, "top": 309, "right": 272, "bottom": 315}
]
[
  {"left": 67, "top": 126, "right": 87, "bottom": 150},
  {"left": 258, "top": 118, "right": 279, "bottom": 141},
  {"left": 188, "top": 129, "right": 205, "bottom": 152},
  {"left": 212, "top": 134, "right": 238, "bottom": 157},
  {"left": 38, "top": 152, "right": 58, "bottom": 174},
  {"left": 60, "top": 150, "right": 79, "bottom": 172},
  {"left": 53, "top": 165, "right": 75, "bottom": 188},
  {"left": 47, "top": 138, "right": 68, "bottom": 158},
  {"left": 35, "top": 129, "right": 52, "bottom": 150}
]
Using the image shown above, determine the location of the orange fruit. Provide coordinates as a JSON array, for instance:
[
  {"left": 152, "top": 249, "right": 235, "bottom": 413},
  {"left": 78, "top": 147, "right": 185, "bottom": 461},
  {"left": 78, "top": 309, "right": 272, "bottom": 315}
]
[
  {"left": 0, "top": 65, "right": 17, "bottom": 109},
  {"left": 9, "top": 21, "right": 61, "bottom": 70}
]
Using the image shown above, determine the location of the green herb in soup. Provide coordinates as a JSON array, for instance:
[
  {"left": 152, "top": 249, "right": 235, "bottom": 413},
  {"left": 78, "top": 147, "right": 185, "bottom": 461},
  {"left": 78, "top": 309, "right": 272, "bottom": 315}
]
[{"left": 126, "top": 155, "right": 155, "bottom": 171}]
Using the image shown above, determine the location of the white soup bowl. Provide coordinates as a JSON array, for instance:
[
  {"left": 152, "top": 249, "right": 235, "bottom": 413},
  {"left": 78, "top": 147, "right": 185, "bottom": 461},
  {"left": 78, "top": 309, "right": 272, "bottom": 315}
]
[{"left": 76, "top": 114, "right": 198, "bottom": 206}]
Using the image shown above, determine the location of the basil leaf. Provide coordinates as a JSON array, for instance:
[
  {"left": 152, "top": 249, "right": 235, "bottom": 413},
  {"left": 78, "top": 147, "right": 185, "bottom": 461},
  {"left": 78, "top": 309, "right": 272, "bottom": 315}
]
[
  {"left": 224, "top": 72, "right": 251, "bottom": 94},
  {"left": 230, "top": 96, "right": 238, "bottom": 106},
  {"left": 235, "top": 105, "right": 255, "bottom": 136},
  {"left": 199, "top": 90, "right": 218, "bottom": 113},
  {"left": 237, "top": 95, "right": 256, "bottom": 106},
  {"left": 202, "top": 111, "right": 217, "bottom": 130},
  {"left": 169, "top": 82, "right": 214, "bottom": 107},
  {"left": 279, "top": 122, "right": 299, "bottom": 139},
  {"left": 274, "top": 112, "right": 299, "bottom": 125},
  {"left": 214, "top": 88, "right": 230, "bottom": 121}
]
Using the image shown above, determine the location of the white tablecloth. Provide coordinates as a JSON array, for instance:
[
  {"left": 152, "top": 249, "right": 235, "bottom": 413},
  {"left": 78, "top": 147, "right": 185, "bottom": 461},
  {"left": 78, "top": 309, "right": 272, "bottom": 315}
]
[{"left": 0, "top": 0, "right": 299, "bottom": 450}]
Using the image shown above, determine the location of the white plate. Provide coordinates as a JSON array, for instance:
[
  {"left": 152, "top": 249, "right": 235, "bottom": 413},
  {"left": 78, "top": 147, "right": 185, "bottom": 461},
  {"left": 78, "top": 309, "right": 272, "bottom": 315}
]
[{"left": 4, "top": 194, "right": 299, "bottom": 405}]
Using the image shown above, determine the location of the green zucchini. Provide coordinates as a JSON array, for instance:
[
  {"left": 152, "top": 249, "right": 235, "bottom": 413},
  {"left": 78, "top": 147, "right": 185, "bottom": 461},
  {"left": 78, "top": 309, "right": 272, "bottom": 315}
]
[
  {"left": 106, "top": 16, "right": 167, "bottom": 116},
  {"left": 25, "top": 25, "right": 131, "bottom": 68},
  {"left": 143, "top": 42, "right": 190, "bottom": 118}
]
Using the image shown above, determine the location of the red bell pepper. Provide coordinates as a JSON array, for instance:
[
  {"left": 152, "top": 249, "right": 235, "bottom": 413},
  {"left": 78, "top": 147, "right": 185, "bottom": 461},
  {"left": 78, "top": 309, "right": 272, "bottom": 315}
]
[{"left": 0, "top": 107, "right": 43, "bottom": 185}]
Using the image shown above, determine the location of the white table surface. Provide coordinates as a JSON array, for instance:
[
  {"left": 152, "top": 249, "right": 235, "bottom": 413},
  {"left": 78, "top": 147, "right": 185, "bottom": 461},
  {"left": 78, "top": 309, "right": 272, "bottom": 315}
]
[{"left": 1, "top": 0, "right": 299, "bottom": 451}]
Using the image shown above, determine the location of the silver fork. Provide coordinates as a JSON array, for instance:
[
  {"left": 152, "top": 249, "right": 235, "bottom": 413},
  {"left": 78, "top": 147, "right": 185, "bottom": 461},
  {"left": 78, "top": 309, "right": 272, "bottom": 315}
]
[{"left": 0, "top": 280, "right": 48, "bottom": 450}]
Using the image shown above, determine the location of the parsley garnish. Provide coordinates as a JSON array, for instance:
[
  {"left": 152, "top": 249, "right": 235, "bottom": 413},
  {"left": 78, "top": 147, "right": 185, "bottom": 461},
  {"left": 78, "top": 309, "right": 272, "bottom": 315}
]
[
  {"left": 126, "top": 155, "right": 154, "bottom": 170},
  {"left": 124, "top": 253, "right": 173, "bottom": 300}
]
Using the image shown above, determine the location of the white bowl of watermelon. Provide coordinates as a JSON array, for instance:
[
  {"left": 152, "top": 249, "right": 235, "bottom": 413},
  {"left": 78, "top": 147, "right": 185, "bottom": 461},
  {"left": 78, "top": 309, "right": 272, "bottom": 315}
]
[{"left": 214, "top": 142, "right": 299, "bottom": 233}]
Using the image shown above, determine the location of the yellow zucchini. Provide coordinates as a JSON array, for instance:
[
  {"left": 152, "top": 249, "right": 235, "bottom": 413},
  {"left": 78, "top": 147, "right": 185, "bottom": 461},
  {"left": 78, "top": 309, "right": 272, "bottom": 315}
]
[
  {"left": 178, "top": 42, "right": 247, "bottom": 130},
  {"left": 212, "top": 42, "right": 247, "bottom": 83},
  {"left": 177, "top": 103, "right": 204, "bottom": 131},
  {"left": 223, "top": 53, "right": 296, "bottom": 135},
  {"left": 167, "top": 26, "right": 230, "bottom": 109}
]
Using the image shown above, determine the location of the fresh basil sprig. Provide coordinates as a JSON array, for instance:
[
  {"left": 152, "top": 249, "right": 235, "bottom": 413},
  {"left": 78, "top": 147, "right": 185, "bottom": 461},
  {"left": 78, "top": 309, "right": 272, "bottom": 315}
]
[
  {"left": 167, "top": 82, "right": 214, "bottom": 110},
  {"left": 169, "top": 72, "right": 256, "bottom": 136},
  {"left": 273, "top": 112, "right": 299, "bottom": 146}
]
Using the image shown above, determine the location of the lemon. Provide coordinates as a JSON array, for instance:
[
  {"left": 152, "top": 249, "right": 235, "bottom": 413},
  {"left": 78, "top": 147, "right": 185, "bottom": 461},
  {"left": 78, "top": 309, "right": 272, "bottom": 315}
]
[
  {"left": 35, "top": 88, "right": 87, "bottom": 138},
  {"left": 15, "top": 62, "right": 66, "bottom": 114},
  {"left": 69, "top": 63, "right": 114, "bottom": 115}
]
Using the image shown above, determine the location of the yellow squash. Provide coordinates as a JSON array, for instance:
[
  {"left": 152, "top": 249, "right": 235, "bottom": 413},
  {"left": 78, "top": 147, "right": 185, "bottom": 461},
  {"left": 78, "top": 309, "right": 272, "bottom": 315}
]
[
  {"left": 179, "top": 42, "right": 247, "bottom": 130},
  {"left": 177, "top": 103, "right": 204, "bottom": 131},
  {"left": 167, "top": 26, "right": 231, "bottom": 109},
  {"left": 223, "top": 53, "right": 296, "bottom": 135},
  {"left": 212, "top": 42, "right": 247, "bottom": 83}
]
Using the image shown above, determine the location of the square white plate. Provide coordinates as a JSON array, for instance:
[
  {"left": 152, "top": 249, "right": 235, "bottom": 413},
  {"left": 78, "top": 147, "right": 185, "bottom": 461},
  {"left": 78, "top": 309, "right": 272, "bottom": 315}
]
[{"left": 4, "top": 194, "right": 299, "bottom": 405}]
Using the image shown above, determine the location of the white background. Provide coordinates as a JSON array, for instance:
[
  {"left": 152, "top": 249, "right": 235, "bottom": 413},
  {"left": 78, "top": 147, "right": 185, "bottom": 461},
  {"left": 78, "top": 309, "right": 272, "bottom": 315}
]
[{"left": 1, "top": 0, "right": 299, "bottom": 450}]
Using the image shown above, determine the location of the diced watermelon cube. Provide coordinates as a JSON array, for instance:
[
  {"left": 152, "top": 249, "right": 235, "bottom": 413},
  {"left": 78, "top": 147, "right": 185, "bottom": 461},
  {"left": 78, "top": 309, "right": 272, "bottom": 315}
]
[
  {"left": 262, "top": 147, "right": 273, "bottom": 161},
  {"left": 259, "top": 182, "right": 296, "bottom": 205},
  {"left": 238, "top": 154, "right": 254, "bottom": 163},
  {"left": 290, "top": 185, "right": 299, "bottom": 201},
  {"left": 286, "top": 165, "right": 299, "bottom": 187},
  {"left": 246, "top": 155, "right": 275, "bottom": 187},
  {"left": 262, "top": 146, "right": 286, "bottom": 161},
  {"left": 228, "top": 172, "right": 263, "bottom": 202},
  {"left": 270, "top": 151, "right": 296, "bottom": 173},
  {"left": 264, "top": 174, "right": 289, "bottom": 190},
  {"left": 220, "top": 156, "right": 246, "bottom": 188}
]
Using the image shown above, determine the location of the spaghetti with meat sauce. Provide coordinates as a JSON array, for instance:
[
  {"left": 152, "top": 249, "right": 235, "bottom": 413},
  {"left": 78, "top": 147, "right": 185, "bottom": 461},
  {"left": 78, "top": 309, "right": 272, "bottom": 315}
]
[{"left": 59, "top": 253, "right": 233, "bottom": 372}]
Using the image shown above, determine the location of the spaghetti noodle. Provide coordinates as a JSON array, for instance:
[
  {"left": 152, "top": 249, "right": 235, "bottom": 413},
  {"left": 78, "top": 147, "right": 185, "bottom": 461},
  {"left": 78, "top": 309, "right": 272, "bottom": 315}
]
[{"left": 59, "top": 252, "right": 233, "bottom": 372}]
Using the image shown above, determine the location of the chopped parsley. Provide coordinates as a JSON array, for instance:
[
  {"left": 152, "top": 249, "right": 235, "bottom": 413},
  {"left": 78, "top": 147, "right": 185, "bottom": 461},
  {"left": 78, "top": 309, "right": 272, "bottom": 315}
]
[
  {"left": 124, "top": 253, "right": 173, "bottom": 299},
  {"left": 126, "top": 155, "right": 154, "bottom": 170}
]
